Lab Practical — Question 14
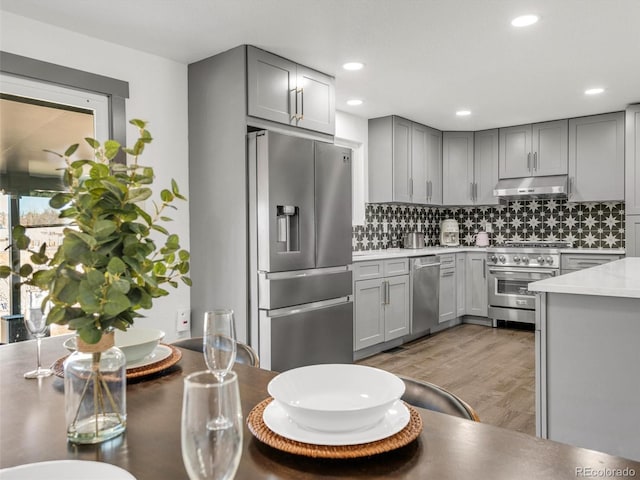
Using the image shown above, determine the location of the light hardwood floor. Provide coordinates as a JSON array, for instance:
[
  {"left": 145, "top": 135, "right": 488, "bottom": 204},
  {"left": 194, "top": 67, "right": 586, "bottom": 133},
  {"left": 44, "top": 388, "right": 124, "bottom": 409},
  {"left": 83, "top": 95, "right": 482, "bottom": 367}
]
[{"left": 357, "top": 323, "right": 536, "bottom": 436}]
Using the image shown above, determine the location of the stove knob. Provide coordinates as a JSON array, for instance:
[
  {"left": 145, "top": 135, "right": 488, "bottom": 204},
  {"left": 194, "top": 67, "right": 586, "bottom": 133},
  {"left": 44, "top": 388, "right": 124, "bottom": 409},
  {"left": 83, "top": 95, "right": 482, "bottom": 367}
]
[
  {"left": 490, "top": 255, "right": 497, "bottom": 263},
  {"left": 546, "top": 256, "right": 554, "bottom": 265},
  {"left": 499, "top": 255, "right": 506, "bottom": 263},
  {"left": 537, "top": 256, "right": 545, "bottom": 264},
  {"left": 522, "top": 256, "right": 530, "bottom": 264},
  {"left": 513, "top": 255, "right": 521, "bottom": 263}
]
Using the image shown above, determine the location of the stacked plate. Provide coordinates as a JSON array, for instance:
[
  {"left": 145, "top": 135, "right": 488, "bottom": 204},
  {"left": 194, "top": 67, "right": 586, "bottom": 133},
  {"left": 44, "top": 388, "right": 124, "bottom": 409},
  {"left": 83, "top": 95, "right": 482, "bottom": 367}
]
[{"left": 264, "top": 364, "right": 409, "bottom": 446}]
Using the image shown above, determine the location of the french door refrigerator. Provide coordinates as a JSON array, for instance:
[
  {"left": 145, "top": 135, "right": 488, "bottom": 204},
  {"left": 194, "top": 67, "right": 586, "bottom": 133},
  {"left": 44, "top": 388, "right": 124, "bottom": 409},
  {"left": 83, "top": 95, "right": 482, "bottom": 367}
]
[{"left": 248, "top": 130, "right": 353, "bottom": 371}]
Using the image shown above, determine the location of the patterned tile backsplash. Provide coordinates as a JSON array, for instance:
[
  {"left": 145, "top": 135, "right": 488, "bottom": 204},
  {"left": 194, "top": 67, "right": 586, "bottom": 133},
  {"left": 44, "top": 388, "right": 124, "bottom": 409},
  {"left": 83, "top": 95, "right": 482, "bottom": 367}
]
[{"left": 352, "top": 200, "right": 625, "bottom": 251}]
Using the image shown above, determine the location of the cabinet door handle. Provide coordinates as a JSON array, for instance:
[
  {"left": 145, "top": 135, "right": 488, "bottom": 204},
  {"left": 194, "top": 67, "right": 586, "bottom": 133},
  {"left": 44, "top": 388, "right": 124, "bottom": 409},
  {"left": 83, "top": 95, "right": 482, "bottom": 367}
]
[
  {"left": 568, "top": 177, "right": 572, "bottom": 196},
  {"left": 533, "top": 152, "right": 538, "bottom": 171},
  {"left": 298, "top": 87, "right": 304, "bottom": 120},
  {"left": 409, "top": 177, "right": 414, "bottom": 198},
  {"left": 289, "top": 88, "right": 297, "bottom": 121},
  {"left": 527, "top": 152, "right": 531, "bottom": 171},
  {"left": 483, "top": 259, "right": 486, "bottom": 279},
  {"left": 473, "top": 182, "right": 478, "bottom": 201},
  {"left": 470, "top": 182, "right": 474, "bottom": 201},
  {"left": 386, "top": 281, "right": 390, "bottom": 305},
  {"left": 428, "top": 180, "right": 432, "bottom": 200}
]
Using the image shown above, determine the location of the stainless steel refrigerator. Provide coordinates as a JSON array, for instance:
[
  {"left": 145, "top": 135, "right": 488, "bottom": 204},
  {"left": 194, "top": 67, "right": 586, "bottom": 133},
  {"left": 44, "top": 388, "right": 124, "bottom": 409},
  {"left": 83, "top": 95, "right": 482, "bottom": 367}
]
[{"left": 247, "top": 130, "right": 353, "bottom": 371}]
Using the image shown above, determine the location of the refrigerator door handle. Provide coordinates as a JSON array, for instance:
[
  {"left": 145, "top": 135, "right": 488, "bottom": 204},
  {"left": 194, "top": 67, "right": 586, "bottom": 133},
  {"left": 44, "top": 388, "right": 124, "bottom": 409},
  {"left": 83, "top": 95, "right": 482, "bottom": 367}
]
[{"left": 266, "top": 296, "right": 351, "bottom": 318}]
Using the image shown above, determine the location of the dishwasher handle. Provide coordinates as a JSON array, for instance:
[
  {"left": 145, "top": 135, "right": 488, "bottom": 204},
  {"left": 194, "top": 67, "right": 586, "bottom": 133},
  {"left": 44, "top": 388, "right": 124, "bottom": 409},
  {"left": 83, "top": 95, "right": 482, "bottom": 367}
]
[{"left": 415, "top": 262, "right": 441, "bottom": 270}]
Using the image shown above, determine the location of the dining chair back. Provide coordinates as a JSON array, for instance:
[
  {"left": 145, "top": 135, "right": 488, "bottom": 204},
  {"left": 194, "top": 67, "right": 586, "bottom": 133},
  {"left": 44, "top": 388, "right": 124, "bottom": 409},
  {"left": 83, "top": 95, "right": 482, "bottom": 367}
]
[
  {"left": 399, "top": 376, "right": 480, "bottom": 421},
  {"left": 171, "top": 337, "right": 260, "bottom": 368}
]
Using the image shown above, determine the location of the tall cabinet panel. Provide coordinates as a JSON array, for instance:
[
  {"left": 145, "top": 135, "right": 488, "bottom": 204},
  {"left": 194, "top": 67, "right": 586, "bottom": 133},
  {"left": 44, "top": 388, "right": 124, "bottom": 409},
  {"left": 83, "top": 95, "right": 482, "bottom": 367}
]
[
  {"left": 411, "top": 123, "right": 429, "bottom": 204},
  {"left": 626, "top": 104, "right": 640, "bottom": 257},
  {"left": 568, "top": 112, "right": 625, "bottom": 202},
  {"left": 426, "top": 127, "right": 443, "bottom": 205},
  {"left": 393, "top": 117, "right": 413, "bottom": 203},
  {"left": 474, "top": 129, "right": 500, "bottom": 205},
  {"left": 442, "top": 131, "right": 474, "bottom": 205}
]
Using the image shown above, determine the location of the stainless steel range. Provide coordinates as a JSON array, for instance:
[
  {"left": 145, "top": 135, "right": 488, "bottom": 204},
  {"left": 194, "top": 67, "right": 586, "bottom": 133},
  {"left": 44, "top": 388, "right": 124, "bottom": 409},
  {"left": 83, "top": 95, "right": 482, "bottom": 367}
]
[{"left": 486, "top": 241, "right": 570, "bottom": 326}]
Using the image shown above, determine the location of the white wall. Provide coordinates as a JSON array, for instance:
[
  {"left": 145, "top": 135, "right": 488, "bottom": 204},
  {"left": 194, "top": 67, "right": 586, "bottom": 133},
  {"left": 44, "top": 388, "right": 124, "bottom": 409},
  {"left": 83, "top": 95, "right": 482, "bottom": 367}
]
[
  {"left": 1, "top": 13, "right": 191, "bottom": 341},
  {"left": 336, "top": 110, "right": 368, "bottom": 226}
]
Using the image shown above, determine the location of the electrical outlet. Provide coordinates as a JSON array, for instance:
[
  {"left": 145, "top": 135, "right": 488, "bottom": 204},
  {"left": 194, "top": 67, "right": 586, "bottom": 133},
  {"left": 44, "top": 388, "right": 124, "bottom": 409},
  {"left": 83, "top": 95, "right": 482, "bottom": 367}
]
[{"left": 176, "top": 308, "right": 190, "bottom": 333}]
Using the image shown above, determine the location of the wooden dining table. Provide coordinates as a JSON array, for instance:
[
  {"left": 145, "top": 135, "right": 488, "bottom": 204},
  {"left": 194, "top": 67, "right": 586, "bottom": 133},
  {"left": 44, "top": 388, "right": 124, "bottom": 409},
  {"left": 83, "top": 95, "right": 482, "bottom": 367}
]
[{"left": 1, "top": 335, "right": 639, "bottom": 479}]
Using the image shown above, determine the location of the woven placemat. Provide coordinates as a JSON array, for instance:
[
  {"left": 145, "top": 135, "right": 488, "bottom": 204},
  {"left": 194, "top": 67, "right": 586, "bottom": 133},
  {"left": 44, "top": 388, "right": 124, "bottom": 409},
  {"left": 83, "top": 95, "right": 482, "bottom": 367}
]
[
  {"left": 246, "top": 397, "right": 423, "bottom": 459},
  {"left": 51, "top": 344, "right": 182, "bottom": 380}
]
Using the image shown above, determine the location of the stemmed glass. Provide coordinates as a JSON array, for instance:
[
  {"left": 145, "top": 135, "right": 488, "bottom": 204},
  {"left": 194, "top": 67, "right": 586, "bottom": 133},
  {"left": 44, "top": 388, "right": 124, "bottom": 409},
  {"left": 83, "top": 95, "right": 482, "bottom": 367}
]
[
  {"left": 23, "top": 290, "right": 53, "bottom": 379},
  {"left": 203, "top": 309, "right": 237, "bottom": 430},
  {"left": 181, "top": 370, "right": 243, "bottom": 480}
]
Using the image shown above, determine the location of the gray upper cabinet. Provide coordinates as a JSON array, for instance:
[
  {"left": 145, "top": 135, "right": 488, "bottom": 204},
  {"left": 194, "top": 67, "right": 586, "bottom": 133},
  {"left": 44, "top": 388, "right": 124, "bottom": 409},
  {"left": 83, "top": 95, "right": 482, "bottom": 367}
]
[
  {"left": 442, "top": 130, "right": 499, "bottom": 206},
  {"left": 499, "top": 119, "right": 568, "bottom": 179},
  {"left": 369, "top": 116, "right": 442, "bottom": 205},
  {"left": 247, "top": 46, "right": 335, "bottom": 135},
  {"left": 474, "top": 129, "right": 500, "bottom": 205},
  {"left": 442, "top": 131, "right": 474, "bottom": 205},
  {"left": 568, "top": 112, "right": 625, "bottom": 202}
]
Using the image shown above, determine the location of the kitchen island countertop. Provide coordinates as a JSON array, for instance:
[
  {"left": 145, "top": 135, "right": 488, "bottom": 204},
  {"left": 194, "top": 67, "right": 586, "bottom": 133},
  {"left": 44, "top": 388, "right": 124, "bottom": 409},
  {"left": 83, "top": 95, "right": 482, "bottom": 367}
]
[{"left": 529, "top": 257, "right": 640, "bottom": 298}]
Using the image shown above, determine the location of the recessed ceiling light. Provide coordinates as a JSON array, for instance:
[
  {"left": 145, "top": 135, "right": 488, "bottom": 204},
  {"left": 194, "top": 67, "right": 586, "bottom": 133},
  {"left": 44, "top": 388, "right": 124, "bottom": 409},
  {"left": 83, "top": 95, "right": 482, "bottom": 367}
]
[
  {"left": 343, "top": 62, "right": 364, "bottom": 71},
  {"left": 347, "top": 99, "right": 363, "bottom": 106},
  {"left": 511, "top": 14, "right": 539, "bottom": 27},
  {"left": 456, "top": 110, "right": 471, "bottom": 116},
  {"left": 585, "top": 87, "right": 605, "bottom": 95}
]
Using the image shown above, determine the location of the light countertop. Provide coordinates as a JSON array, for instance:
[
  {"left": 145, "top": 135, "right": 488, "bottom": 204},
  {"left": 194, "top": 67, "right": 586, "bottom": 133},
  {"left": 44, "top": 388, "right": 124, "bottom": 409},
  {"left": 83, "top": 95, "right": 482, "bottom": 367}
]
[
  {"left": 528, "top": 258, "right": 640, "bottom": 299},
  {"left": 352, "top": 246, "right": 487, "bottom": 262},
  {"left": 353, "top": 247, "right": 624, "bottom": 263}
]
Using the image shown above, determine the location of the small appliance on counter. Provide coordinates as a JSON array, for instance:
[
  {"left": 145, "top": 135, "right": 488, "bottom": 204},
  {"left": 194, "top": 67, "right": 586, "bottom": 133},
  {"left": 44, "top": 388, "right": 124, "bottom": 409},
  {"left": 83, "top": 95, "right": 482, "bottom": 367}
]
[
  {"left": 440, "top": 219, "right": 460, "bottom": 246},
  {"left": 403, "top": 231, "right": 426, "bottom": 249},
  {"left": 474, "top": 231, "right": 490, "bottom": 247}
]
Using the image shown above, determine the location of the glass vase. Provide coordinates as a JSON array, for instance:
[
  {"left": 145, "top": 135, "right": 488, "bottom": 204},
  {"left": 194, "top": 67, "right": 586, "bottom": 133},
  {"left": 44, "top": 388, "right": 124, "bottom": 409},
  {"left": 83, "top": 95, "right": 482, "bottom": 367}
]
[{"left": 64, "top": 331, "right": 127, "bottom": 444}]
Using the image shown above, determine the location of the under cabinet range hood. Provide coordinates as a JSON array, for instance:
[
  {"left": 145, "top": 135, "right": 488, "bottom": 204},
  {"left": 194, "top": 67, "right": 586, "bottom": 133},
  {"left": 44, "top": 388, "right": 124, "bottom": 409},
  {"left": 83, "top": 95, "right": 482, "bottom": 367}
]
[{"left": 493, "top": 175, "right": 568, "bottom": 201}]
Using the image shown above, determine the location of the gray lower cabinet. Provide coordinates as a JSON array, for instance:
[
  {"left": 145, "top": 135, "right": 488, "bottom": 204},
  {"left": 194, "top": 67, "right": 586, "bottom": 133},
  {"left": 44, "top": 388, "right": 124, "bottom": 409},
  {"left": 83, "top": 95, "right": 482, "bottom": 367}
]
[
  {"left": 560, "top": 253, "right": 625, "bottom": 274},
  {"left": 465, "top": 252, "right": 488, "bottom": 316},
  {"left": 353, "top": 259, "right": 410, "bottom": 351},
  {"left": 247, "top": 46, "right": 335, "bottom": 135},
  {"left": 438, "top": 254, "right": 456, "bottom": 323},
  {"left": 499, "top": 120, "right": 568, "bottom": 179},
  {"left": 568, "top": 112, "right": 625, "bottom": 202}
]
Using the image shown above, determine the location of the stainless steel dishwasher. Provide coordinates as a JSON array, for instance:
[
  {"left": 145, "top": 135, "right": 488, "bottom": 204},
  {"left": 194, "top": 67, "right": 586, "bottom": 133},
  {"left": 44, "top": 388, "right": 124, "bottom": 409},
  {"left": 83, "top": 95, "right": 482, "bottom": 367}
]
[{"left": 411, "top": 256, "right": 441, "bottom": 336}]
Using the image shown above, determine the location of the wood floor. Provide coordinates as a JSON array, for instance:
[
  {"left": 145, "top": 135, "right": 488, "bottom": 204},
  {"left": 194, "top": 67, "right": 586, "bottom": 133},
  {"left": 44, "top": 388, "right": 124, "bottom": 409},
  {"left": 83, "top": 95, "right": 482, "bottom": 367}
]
[{"left": 357, "top": 323, "right": 536, "bottom": 436}]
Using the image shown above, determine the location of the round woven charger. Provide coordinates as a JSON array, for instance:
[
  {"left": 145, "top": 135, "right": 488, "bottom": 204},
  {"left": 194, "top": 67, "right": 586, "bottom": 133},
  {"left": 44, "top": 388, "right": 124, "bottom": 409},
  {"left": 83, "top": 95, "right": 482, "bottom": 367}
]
[
  {"left": 246, "top": 397, "right": 423, "bottom": 459},
  {"left": 51, "top": 344, "right": 182, "bottom": 380}
]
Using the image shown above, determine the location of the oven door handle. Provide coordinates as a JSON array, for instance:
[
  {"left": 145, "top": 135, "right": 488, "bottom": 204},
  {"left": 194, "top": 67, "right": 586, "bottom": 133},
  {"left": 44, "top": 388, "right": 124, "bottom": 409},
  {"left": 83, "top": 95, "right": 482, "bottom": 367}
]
[{"left": 488, "top": 268, "right": 557, "bottom": 276}]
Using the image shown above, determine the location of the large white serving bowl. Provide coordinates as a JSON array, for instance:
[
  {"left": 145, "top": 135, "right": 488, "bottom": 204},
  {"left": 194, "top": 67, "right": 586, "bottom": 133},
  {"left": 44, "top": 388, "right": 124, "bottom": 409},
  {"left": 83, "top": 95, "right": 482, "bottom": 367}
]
[
  {"left": 267, "top": 364, "right": 405, "bottom": 432},
  {"left": 63, "top": 327, "right": 165, "bottom": 364}
]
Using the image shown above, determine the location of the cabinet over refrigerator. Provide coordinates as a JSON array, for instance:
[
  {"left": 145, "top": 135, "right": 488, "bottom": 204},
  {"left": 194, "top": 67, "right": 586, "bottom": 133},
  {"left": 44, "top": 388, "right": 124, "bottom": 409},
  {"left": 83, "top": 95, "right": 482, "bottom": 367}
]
[{"left": 248, "top": 130, "right": 353, "bottom": 371}]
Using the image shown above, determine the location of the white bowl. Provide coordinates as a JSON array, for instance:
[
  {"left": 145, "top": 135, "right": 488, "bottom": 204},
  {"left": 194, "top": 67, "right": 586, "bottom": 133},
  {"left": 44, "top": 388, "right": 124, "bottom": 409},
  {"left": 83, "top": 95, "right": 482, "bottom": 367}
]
[
  {"left": 267, "top": 364, "right": 405, "bottom": 432},
  {"left": 63, "top": 327, "right": 165, "bottom": 364}
]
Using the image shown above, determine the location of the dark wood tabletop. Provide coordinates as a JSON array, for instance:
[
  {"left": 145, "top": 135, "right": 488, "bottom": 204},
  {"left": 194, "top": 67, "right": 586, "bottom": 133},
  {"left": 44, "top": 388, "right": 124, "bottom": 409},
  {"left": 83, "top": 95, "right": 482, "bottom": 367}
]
[{"left": 1, "top": 336, "right": 639, "bottom": 480}]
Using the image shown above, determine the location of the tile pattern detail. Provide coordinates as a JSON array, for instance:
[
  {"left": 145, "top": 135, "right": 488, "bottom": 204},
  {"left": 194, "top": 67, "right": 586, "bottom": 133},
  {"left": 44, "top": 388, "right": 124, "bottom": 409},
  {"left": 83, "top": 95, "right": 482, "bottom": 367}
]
[{"left": 353, "top": 201, "right": 625, "bottom": 251}]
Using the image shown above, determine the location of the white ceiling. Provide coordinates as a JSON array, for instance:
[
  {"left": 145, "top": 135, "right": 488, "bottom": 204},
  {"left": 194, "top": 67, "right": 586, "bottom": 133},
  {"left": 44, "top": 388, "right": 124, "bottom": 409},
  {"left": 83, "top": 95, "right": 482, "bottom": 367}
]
[{"left": 1, "top": 0, "right": 639, "bottom": 131}]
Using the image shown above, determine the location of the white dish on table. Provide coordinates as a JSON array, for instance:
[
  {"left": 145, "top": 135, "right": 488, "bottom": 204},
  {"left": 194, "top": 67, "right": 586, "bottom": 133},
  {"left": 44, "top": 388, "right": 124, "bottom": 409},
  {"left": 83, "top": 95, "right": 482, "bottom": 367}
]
[
  {"left": 0, "top": 460, "right": 136, "bottom": 479},
  {"left": 267, "top": 364, "right": 405, "bottom": 432},
  {"left": 126, "top": 344, "right": 172, "bottom": 369},
  {"left": 263, "top": 399, "right": 410, "bottom": 446},
  {"left": 63, "top": 327, "right": 165, "bottom": 364}
]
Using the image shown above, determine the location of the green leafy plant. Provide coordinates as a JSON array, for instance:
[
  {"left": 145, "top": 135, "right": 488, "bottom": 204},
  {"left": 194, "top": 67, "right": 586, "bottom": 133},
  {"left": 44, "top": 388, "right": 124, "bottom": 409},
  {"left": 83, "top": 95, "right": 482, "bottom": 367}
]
[{"left": 0, "top": 119, "right": 191, "bottom": 344}]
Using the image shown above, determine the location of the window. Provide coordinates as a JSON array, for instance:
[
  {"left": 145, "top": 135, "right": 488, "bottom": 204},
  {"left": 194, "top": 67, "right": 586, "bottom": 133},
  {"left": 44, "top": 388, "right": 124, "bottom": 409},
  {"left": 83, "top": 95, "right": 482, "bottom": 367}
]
[{"left": 0, "top": 73, "right": 109, "bottom": 319}]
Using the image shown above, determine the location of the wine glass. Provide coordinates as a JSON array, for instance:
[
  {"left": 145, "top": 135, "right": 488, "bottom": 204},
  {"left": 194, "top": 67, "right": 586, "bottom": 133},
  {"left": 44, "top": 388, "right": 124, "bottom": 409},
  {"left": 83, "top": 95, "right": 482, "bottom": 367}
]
[
  {"left": 203, "top": 309, "right": 237, "bottom": 429},
  {"left": 181, "top": 370, "right": 243, "bottom": 480},
  {"left": 23, "top": 290, "right": 53, "bottom": 379}
]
